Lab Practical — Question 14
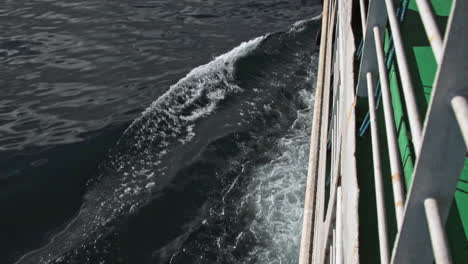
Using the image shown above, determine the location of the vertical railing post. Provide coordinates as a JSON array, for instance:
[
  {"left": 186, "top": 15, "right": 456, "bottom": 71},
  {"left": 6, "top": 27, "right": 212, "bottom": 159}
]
[
  {"left": 373, "top": 26, "right": 406, "bottom": 229},
  {"left": 335, "top": 187, "right": 343, "bottom": 264},
  {"left": 424, "top": 198, "right": 453, "bottom": 264},
  {"left": 383, "top": 0, "right": 423, "bottom": 152},
  {"left": 415, "top": 0, "right": 443, "bottom": 64},
  {"left": 358, "top": 0, "right": 367, "bottom": 35},
  {"left": 450, "top": 95, "right": 468, "bottom": 149},
  {"left": 366, "top": 72, "right": 390, "bottom": 264}
]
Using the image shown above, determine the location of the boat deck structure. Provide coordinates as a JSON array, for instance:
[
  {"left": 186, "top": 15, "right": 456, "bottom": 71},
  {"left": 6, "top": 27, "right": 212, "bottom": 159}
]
[{"left": 298, "top": 0, "right": 468, "bottom": 263}]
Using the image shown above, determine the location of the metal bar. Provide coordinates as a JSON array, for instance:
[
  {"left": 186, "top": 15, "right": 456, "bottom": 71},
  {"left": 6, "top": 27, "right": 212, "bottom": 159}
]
[
  {"left": 366, "top": 72, "right": 390, "bottom": 264},
  {"left": 450, "top": 95, "right": 468, "bottom": 149},
  {"left": 336, "top": 187, "right": 343, "bottom": 264},
  {"left": 320, "top": 100, "right": 342, "bottom": 264},
  {"left": 298, "top": 0, "right": 331, "bottom": 261},
  {"left": 338, "top": 0, "right": 359, "bottom": 261},
  {"left": 415, "top": 0, "right": 443, "bottom": 64},
  {"left": 331, "top": 229, "right": 336, "bottom": 264},
  {"left": 312, "top": 1, "right": 338, "bottom": 262},
  {"left": 391, "top": 1, "right": 468, "bottom": 262},
  {"left": 331, "top": 28, "right": 342, "bottom": 188},
  {"left": 320, "top": 155, "right": 340, "bottom": 264},
  {"left": 320, "top": 75, "right": 343, "bottom": 263},
  {"left": 330, "top": 124, "right": 335, "bottom": 185},
  {"left": 359, "top": 0, "right": 367, "bottom": 35},
  {"left": 320, "top": 92, "right": 342, "bottom": 264},
  {"left": 384, "top": 0, "right": 423, "bottom": 152},
  {"left": 424, "top": 198, "right": 453, "bottom": 264},
  {"left": 356, "top": 0, "right": 388, "bottom": 96},
  {"left": 373, "top": 26, "right": 406, "bottom": 229}
]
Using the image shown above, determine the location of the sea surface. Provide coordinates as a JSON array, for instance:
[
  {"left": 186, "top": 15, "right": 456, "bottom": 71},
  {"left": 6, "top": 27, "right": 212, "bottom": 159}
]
[{"left": 0, "top": 0, "right": 321, "bottom": 263}]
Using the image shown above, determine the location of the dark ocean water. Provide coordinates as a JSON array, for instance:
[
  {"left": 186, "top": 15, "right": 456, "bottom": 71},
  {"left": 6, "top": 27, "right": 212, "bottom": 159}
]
[{"left": 1, "top": 1, "right": 321, "bottom": 263}]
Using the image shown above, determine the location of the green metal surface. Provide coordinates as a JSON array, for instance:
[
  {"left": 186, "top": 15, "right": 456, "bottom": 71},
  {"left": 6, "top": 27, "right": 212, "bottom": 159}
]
[
  {"left": 398, "top": 0, "right": 468, "bottom": 262},
  {"left": 356, "top": 0, "right": 467, "bottom": 261}
]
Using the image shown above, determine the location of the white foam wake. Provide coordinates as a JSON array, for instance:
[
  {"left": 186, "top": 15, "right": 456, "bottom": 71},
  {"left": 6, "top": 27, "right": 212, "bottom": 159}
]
[
  {"left": 138, "top": 36, "right": 265, "bottom": 121},
  {"left": 242, "top": 87, "right": 314, "bottom": 264}
]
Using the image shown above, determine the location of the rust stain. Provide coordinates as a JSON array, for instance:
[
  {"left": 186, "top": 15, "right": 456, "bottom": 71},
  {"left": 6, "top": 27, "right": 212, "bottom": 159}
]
[
  {"left": 353, "top": 242, "right": 359, "bottom": 256},
  {"left": 395, "top": 200, "right": 404, "bottom": 208},
  {"left": 391, "top": 173, "right": 401, "bottom": 182},
  {"left": 428, "top": 34, "right": 440, "bottom": 44},
  {"left": 346, "top": 96, "right": 357, "bottom": 125}
]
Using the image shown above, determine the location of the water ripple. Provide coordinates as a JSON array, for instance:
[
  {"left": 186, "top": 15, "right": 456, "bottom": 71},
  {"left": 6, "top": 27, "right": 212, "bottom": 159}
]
[{"left": 1, "top": 0, "right": 318, "bottom": 150}]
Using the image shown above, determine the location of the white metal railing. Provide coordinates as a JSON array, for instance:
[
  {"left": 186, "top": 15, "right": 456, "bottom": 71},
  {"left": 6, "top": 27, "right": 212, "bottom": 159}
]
[
  {"left": 451, "top": 96, "right": 468, "bottom": 148},
  {"left": 298, "top": 0, "right": 332, "bottom": 260},
  {"left": 357, "top": 0, "right": 467, "bottom": 263},
  {"left": 424, "top": 198, "right": 452, "bottom": 264},
  {"left": 299, "top": 0, "right": 357, "bottom": 262},
  {"left": 366, "top": 72, "right": 390, "bottom": 264},
  {"left": 311, "top": 0, "right": 337, "bottom": 261},
  {"left": 390, "top": 0, "right": 467, "bottom": 263},
  {"left": 358, "top": 0, "right": 367, "bottom": 34},
  {"left": 373, "top": 25, "right": 406, "bottom": 228},
  {"left": 299, "top": 0, "right": 467, "bottom": 263},
  {"left": 383, "top": 0, "right": 423, "bottom": 153},
  {"left": 414, "top": 0, "right": 443, "bottom": 64}
]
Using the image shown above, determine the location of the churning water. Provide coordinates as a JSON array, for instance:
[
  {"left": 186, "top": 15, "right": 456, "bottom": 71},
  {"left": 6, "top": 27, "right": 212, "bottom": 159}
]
[{"left": 1, "top": 1, "right": 321, "bottom": 263}]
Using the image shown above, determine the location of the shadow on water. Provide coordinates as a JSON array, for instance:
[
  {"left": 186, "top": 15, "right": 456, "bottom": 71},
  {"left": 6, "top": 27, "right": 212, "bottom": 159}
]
[{"left": 0, "top": 125, "right": 128, "bottom": 263}]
